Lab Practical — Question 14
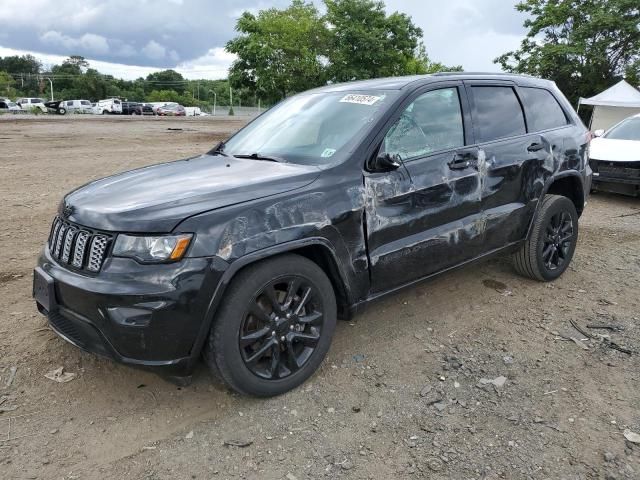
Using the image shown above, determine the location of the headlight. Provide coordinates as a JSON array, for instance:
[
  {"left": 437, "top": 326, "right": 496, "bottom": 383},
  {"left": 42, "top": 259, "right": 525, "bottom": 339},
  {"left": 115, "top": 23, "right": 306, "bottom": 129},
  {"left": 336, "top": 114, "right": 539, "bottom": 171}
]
[{"left": 113, "top": 234, "right": 193, "bottom": 263}]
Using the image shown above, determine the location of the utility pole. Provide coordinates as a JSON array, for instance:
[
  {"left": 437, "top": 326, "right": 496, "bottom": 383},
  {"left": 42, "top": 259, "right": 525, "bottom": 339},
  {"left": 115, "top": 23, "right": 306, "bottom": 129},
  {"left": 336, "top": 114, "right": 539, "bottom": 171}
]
[{"left": 44, "top": 77, "right": 53, "bottom": 101}]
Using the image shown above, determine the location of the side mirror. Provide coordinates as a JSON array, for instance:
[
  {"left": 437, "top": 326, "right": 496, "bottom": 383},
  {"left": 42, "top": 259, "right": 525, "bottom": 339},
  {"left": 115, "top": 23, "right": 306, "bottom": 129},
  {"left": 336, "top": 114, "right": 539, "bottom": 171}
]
[
  {"left": 372, "top": 152, "right": 401, "bottom": 172},
  {"left": 593, "top": 129, "right": 605, "bottom": 137}
]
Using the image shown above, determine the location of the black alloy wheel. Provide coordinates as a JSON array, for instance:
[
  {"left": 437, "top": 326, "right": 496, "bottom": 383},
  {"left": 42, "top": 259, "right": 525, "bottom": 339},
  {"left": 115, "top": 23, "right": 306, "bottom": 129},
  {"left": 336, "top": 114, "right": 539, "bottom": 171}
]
[
  {"left": 513, "top": 194, "right": 579, "bottom": 282},
  {"left": 204, "top": 254, "right": 336, "bottom": 396},
  {"left": 541, "top": 211, "right": 574, "bottom": 271},
  {"left": 239, "top": 276, "right": 324, "bottom": 380}
]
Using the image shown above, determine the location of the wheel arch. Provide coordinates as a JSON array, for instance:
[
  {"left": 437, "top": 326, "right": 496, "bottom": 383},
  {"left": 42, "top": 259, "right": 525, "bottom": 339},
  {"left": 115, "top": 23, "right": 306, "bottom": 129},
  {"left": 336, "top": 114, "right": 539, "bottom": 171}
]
[
  {"left": 526, "top": 172, "right": 585, "bottom": 241},
  {"left": 544, "top": 172, "right": 585, "bottom": 217},
  {"left": 189, "top": 238, "right": 353, "bottom": 363}
]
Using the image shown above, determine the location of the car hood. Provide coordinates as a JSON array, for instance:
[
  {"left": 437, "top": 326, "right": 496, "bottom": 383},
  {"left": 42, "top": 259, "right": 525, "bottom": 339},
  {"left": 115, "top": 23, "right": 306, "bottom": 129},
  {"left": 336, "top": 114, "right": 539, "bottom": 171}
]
[
  {"left": 62, "top": 154, "right": 322, "bottom": 232},
  {"left": 590, "top": 137, "right": 640, "bottom": 162}
]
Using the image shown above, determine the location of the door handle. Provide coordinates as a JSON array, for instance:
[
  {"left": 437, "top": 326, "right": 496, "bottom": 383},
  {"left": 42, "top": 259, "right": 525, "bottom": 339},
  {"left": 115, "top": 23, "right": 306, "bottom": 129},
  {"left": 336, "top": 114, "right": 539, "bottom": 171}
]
[
  {"left": 448, "top": 152, "right": 474, "bottom": 170},
  {"left": 527, "top": 142, "right": 545, "bottom": 152}
]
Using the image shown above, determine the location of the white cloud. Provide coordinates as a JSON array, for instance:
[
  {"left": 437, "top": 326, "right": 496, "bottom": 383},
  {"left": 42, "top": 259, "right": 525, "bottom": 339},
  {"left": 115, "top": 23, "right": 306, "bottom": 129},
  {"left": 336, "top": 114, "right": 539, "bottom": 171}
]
[
  {"left": 40, "top": 31, "right": 110, "bottom": 56},
  {"left": 142, "top": 40, "right": 167, "bottom": 60}
]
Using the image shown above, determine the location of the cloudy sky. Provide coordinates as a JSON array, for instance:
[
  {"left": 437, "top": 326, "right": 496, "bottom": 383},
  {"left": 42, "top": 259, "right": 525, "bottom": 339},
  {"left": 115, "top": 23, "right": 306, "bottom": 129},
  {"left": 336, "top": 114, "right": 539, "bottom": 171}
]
[{"left": 0, "top": 0, "right": 528, "bottom": 79}]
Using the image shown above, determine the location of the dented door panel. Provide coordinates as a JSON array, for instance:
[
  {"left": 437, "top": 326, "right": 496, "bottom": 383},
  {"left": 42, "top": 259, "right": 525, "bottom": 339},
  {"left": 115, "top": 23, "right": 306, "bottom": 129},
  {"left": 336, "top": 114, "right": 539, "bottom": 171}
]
[{"left": 366, "top": 149, "right": 482, "bottom": 293}]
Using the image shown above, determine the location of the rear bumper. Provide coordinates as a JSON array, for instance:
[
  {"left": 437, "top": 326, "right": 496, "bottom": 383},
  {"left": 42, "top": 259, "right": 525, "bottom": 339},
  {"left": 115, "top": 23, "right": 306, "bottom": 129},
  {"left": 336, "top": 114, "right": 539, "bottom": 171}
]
[{"left": 34, "top": 247, "right": 229, "bottom": 376}]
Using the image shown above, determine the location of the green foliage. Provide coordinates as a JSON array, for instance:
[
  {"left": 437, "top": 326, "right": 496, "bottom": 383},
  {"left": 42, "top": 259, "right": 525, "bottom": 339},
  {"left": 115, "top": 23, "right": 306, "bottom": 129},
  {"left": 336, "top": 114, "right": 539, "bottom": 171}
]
[
  {"left": 0, "top": 71, "right": 17, "bottom": 98},
  {"left": 323, "top": 0, "right": 422, "bottom": 81},
  {"left": 227, "top": 0, "right": 460, "bottom": 103},
  {"left": 145, "top": 69, "right": 186, "bottom": 94},
  {"left": 495, "top": 0, "right": 640, "bottom": 104},
  {"left": 227, "top": 0, "right": 327, "bottom": 103}
]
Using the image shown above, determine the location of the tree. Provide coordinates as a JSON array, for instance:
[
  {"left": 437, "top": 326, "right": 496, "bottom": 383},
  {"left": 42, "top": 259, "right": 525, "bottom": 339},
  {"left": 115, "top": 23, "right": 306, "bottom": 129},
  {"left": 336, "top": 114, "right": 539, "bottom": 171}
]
[
  {"left": 146, "top": 70, "right": 186, "bottom": 94},
  {"left": 495, "top": 0, "right": 640, "bottom": 104},
  {"left": 0, "top": 71, "right": 17, "bottom": 98},
  {"left": 226, "top": 0, "right": 327, "bottom": 103},
  {"left": 324, "top": 0, "right": 424, "bottom": 82}
]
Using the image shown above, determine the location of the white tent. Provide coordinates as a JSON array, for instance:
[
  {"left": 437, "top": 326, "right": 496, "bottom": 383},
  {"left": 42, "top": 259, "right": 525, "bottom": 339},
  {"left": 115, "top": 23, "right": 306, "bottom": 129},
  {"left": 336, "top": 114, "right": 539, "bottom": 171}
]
[{"left": 578, "top": 80, "right": 640, "bottom": 131}]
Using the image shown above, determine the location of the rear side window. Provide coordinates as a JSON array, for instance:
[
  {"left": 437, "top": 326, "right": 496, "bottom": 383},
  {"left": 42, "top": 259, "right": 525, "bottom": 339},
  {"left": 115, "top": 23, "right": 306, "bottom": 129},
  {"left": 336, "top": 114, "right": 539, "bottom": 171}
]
[
  {"left": 471, "top": 86, "right": 526, "bottom": 143},
  {"left": 519, "top": 87, "right": 567, "bottom": 131}
]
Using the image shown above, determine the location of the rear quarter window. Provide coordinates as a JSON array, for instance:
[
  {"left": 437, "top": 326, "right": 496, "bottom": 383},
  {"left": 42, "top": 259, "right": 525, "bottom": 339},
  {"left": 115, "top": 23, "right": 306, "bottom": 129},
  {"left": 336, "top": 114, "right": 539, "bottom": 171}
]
[
  {"left": 471, "top": 86, "right": 526, "bottom": 143},
  {"left": 519, "top": 87, "right": 568, "bottom": 132}
]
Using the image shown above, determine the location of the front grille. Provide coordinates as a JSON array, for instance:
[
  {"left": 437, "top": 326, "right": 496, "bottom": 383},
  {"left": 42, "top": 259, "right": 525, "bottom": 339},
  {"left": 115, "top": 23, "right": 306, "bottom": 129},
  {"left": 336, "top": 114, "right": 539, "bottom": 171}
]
[{"left": 48, "top": 217, "right": 112, "bottom": 272}]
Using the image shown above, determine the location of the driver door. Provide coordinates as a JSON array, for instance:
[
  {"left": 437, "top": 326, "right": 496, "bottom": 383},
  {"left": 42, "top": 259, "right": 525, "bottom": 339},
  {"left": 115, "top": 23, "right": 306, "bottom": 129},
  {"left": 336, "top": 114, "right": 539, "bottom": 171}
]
[{"left": 365, "top": 83, "right": 483, "bottom": 293}]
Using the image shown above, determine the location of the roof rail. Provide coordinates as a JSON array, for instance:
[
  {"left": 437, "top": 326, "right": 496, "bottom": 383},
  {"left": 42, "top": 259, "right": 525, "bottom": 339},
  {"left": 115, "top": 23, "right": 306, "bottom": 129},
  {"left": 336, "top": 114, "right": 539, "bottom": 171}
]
[{"left": 432, "top": 71, "right": 519, "bottom": 76}]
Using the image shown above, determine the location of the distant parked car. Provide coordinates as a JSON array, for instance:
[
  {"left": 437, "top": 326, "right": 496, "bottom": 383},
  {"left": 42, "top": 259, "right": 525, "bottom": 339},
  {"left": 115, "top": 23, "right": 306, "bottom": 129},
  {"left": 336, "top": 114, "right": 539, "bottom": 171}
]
[
  {"left": 62, "top": 99, "right": 93, "bottom": 114},
  {"left": 0, "top": 100, "right": 21, "bottom": 112},
  {"left": 140, "top": 103, "right": 155, "bottom": 115},
  {"left": 589, "top": 113, "right": 640, "bottom": 197},
  {"left": 16, "top": 97, "right": 47, "bottom": 113},
  {"left": 96, "top": 98, "right": 123, "bottom": 115},
  {"left": 156, "top": 103, "right": 186, "bottom": 116},
  {"left": 121, "top": 101, "right": 143, "bottom": 115}
]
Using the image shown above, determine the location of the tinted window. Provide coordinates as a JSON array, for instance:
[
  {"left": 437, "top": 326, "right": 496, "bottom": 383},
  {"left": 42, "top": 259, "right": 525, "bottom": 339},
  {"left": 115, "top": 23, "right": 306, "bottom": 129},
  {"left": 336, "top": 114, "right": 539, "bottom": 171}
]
[
  {"left": 67, "top": 101, "right": 74, "bottom": 106},
  {"left": 381, "top": 87, "right": 464, "bottom": 160},
  {"left": 520, "top": 87, "right": 567, "bottom": 131},
  {"left": 472, "top": 86, "right": 526, "bottom": 143}
]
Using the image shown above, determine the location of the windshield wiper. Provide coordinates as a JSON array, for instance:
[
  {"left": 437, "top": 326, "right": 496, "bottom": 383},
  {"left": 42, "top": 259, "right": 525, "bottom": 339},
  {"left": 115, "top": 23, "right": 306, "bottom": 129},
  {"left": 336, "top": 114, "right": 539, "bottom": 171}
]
[
  {"left": 233, "top": 153, "right": 285, "bottom": 163},
  {"left": 209, "top": 141, "right": 229, "bottom": 157}
]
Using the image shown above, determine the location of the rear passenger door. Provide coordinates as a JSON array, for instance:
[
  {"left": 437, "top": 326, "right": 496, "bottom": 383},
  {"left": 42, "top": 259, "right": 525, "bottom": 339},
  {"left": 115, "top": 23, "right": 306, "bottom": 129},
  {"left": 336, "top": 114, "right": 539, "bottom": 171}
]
[{"left": 464, "top": 82, "right": 551, "bottom": 252}]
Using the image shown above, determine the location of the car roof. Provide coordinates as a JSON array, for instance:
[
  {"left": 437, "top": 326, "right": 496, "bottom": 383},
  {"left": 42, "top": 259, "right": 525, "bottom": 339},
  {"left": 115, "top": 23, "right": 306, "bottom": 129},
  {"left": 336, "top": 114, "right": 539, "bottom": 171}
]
[{"left": 307, "top": 72, "right": 556, "bottom": 93}]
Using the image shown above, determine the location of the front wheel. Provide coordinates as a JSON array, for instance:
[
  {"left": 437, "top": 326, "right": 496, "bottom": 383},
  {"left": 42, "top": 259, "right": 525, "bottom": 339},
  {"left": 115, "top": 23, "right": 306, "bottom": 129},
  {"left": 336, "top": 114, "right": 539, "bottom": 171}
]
[
  {"left": 513, "top": 194, "right": 579, "bottom": 281},
  {"left": 204, "top": 254, "right": 337, "bottom": 397}
]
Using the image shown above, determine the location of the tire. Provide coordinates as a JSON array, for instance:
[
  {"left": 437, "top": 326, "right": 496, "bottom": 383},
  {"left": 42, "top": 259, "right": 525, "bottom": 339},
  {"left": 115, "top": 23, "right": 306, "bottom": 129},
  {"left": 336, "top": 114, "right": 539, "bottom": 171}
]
[
  {"left": 58, "top": 107, "right": 66, "bottom": 115},
  {"left": 204, "top": 254, "right": 337, "bottom": 397},
  {"left": 513, "top": 194, "right": 579, "bottom": 282},
  {"left": 101, "top": 110, "right": 108, "bottom": 115}
]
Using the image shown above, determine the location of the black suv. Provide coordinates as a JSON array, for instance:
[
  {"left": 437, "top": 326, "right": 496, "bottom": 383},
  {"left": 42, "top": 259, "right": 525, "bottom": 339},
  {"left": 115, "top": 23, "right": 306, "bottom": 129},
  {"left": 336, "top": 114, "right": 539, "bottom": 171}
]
[
  {"left": 34, "top": 73, "right": 592, "bottom": 396},
  {"left": 121, "top": 101, "right": 153, "bottom": 115}
]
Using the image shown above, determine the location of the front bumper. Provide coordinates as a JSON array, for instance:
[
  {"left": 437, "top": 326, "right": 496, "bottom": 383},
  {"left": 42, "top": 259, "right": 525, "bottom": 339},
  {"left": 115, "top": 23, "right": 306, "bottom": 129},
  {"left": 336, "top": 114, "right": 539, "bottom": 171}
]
[
  {"left": 34, "top": 246, "right": 229, "bottom": 376},
  {"left": 589, "top": 159, "right": 640, "bottom": 196}
]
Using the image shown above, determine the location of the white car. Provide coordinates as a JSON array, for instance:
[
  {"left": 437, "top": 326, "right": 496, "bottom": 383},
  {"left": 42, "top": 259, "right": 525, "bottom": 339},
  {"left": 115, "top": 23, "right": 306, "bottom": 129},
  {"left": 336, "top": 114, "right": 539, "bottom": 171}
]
[
  {"left": 96, "top": 98, "right": 123, "bottom": 114},
  {"left": 589, "top": 113, "right": 640, "bottom": 196},
  {"left": 16, "top": 97, "right": 47, "bottom": 113},
  {"left": 62, "top": 99, "right": 93, "bottom": 114},
  {"left": 0, "top": 100, "right": 21, "bottom": 112}
]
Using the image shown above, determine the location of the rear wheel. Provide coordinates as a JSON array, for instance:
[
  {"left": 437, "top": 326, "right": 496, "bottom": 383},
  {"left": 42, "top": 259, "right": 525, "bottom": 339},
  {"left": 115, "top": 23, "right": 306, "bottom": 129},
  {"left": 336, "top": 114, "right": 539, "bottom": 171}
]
[
  {"left": 204, "top": 254, "right": 337, "bottom": 396},
  {"left": 513, "top": 194, "right": 579, "bottom": 281}
]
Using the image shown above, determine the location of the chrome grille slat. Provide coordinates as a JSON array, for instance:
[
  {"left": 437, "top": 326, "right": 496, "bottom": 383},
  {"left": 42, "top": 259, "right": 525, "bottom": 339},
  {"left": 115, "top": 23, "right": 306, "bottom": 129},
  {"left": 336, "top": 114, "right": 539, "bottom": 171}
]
[
  {"left": 48, "top": 217, "right": 111, "bottom": 272},
  {"left": 61, "top": 227, "right": 77, "bottom": 263},
  {"left": 54, "top": 224, "right": 67, "bottom": 258},
  {"left": 87, "top": 235, "right": 109, "bottom": 272},
  {"left": 72, "top": 231, "right": 89, "bottom": 268}
]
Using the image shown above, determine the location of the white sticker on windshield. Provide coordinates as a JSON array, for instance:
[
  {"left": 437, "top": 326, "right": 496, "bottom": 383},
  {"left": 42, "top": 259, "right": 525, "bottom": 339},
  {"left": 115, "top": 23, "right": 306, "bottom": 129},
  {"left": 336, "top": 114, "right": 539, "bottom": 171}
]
[
  {"left": 321, "top": 148, "right": 336, "bottom": 158},
  {"left": 340, "top": 94, "right": 381, "bottom": 106}
]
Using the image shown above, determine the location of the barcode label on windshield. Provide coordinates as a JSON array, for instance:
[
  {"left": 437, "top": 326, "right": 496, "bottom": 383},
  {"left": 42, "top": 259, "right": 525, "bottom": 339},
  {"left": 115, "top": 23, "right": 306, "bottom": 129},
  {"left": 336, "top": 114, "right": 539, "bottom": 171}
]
[{"left": 340, "top": 94, "right": 381, "bottom": 106}]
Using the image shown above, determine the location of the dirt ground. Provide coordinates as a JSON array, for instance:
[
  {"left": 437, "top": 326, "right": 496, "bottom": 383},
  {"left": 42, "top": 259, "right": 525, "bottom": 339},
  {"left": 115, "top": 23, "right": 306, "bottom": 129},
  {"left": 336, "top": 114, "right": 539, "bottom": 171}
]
[{"left": 1, "top": 116, "right": 639, "bottom": 480}]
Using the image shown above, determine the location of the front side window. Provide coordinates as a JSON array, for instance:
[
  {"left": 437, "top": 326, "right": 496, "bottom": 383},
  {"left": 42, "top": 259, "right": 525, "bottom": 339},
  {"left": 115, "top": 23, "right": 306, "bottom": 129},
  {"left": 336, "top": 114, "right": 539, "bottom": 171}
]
[
  {"left": 472, "top": 86, "right": 526, "bottom": 143},
  {"left": 381, "top": 88, "right": 464, "bottom": 161},
  {"left": 520, "top": 87, "right": 567, "bottom": 132},
  {"left": 223, "top": 90, "right": 398, "bottom": 166},
  {"left": 605, "top": 117, "right": 640, "bottom": 141}
]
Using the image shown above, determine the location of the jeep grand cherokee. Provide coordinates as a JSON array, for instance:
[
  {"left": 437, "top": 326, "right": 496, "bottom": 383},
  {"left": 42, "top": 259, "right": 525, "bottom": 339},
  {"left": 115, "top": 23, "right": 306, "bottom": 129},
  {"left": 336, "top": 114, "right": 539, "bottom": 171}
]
[{"left": 34, "top": 73, "right": 592, "bottom": 396}]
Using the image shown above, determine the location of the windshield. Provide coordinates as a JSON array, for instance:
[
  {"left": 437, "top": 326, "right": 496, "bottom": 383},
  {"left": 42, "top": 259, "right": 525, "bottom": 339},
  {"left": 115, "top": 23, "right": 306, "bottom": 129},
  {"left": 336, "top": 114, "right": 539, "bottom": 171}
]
[
  {"left": 605, "top": 117, "right": 640, "bottom": 141},
  {"left": 222, "top": 90, "right": 398, "bottom": 165}
]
